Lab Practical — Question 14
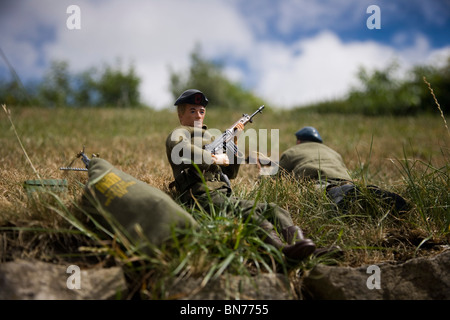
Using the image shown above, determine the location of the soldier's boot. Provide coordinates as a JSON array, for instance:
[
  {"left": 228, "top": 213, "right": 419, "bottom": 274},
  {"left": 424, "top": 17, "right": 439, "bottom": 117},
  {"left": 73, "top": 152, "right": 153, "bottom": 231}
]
[
  {"left": 281, "top": 226, "right": 316, "bottom": 261},
  {"left": 281, "top": 225, "right": 306, "bottom": 244},
  {"left": 283, "top": 226, "right": 344, "bottom": 260},
  {"left": 264, "top": 228, "right": 316, "bottom": 262}
]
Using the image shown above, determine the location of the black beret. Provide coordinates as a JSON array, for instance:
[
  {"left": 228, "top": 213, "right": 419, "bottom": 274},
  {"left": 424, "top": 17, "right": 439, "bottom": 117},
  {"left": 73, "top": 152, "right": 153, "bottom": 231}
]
[{"left": 174, "top": 89, "right": 208, "bottom": 106}]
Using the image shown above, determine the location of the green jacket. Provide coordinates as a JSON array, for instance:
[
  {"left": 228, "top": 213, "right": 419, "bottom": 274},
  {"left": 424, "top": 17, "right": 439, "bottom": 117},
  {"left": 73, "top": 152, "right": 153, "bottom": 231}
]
[
  {"left": 166, "top": 125, "right": 242, "bottom": 199},
  {"left": 279, "top": 141, "right": 352, "bottom": 183}
]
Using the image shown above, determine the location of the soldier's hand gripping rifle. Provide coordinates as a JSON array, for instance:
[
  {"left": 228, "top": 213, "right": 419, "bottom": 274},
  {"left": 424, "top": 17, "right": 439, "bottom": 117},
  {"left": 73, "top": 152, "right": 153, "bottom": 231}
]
[
  {"left": 60, "top": 146, "right": 96, "bottom": 172},
  {"left": 203, "top": 105, "right": 264, "bottom": 188},
  {"left": 204, "top": 105, "right": 265, "bottom": 156}
]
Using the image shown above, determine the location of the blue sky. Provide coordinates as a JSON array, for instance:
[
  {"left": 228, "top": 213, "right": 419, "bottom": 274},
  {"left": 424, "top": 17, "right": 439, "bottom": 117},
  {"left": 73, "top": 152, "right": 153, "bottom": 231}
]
[{"left": 1, "top": 0, "right": 449, "bottom": 109}]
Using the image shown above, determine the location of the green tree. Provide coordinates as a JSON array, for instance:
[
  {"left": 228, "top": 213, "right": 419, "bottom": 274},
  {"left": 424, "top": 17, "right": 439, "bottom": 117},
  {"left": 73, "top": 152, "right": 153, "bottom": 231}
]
[
  {"left": 94, "top": 63, "right": 141, "bottom": 108},
  {"left": 347, "top": 62, "right": 422, "bottom": 115},
  {"left": 35, "top": 60, "right": 142, "bottom": 108},
  {"left": 410, "top": 56, "right": 450, "bottom": 114},
  {"left": 169, "top": 47, "right": 265, "bottom": 110},
  {"left": 72, "top": 69, "right": 97, "bottom": 107},
  {"left": 0, "top": 79, "right": 29, "bottom": 106},
  {"left": 38, "top": 60, "right": 72, "bottom": 107}
]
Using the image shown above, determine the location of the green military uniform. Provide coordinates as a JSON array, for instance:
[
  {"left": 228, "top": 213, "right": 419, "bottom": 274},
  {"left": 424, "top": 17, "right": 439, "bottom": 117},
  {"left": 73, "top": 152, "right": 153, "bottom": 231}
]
[
  {"left": 165, "top": 89, "right": 317, "bottom": 261},
  {"left": 280, "top": 126, "right": 408, "bottom": 213},
  {"left": 279, "top": 141, "right": 352, "bottom": 184},
  {"left": 166, "top": 124, "right": 295, "bottom": 232}
]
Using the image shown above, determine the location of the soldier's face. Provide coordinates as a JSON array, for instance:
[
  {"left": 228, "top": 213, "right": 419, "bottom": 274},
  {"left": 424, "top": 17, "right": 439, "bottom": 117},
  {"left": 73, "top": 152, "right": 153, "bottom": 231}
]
[{"left": 179, "top": 104, "right": 206, "bottom": 128}]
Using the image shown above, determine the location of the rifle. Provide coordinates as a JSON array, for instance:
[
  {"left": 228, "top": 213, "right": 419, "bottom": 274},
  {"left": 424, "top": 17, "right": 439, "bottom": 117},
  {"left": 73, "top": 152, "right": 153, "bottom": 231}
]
[
  {"left": 60, "top": 146, "right": 96, "bottom": 171},
  {"left": 203, "top": 105, "right": 264, "bottom": 188},
  {"left": 204, "top": 105, "right": 265, "bottom": 156}
]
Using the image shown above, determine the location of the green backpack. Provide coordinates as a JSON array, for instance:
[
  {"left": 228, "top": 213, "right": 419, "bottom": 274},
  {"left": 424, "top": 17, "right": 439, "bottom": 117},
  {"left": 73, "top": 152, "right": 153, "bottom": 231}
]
[{"left": 84, "top": 158, "right": 198, "bottom": 249}]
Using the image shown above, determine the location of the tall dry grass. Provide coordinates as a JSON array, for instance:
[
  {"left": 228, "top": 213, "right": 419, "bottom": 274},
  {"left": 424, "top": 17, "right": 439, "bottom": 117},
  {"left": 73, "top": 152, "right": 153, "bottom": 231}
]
[{"left": 0, "top": 104, "right": 449, "bottom": 298}]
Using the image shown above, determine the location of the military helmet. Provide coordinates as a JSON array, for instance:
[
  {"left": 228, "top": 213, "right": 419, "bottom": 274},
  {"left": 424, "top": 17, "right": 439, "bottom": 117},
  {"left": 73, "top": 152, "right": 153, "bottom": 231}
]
[
  {"left": 174, "top": 89, "right": 208, "bottom": 107},
  {"left": 295, "top": 126, "right": 323, "bottom": 143}
]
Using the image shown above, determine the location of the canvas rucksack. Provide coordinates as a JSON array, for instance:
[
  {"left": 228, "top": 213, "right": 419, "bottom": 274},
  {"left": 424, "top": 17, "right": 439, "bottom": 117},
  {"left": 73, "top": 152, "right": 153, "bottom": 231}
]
[{"left": 83, "top": 158, "right": 198, "bottom": 249}]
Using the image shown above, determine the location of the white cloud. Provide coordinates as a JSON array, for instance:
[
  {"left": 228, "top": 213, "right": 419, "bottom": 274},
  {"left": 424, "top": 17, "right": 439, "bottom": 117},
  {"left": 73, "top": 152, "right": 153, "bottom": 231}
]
[
  {"left": 248, "top": 31, "right": 450, "bottom": 108},
  {"left": 246, "top": 31, "right": 391, "bottom": 107},
  {"left": 0, "top": 0, "right": 254, "bottom": 108},
  {"left": 1, "top": 0, "right": 448, "bottom": 109},
  {"left": 40, "top": 0, "right": 254, "bottom": 108}
]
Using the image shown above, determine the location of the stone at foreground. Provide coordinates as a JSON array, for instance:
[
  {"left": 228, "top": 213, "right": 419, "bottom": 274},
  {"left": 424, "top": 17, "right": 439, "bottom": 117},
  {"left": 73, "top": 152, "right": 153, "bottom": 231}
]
[
  {"left": 0, "top": 259, "right": 127, "bottom": 300},
  {"left": 167, "top": 273, "right": 295, "bottom": 300},
  {"left": 302, "top": 250, "right": 450, "bottom": 300}
]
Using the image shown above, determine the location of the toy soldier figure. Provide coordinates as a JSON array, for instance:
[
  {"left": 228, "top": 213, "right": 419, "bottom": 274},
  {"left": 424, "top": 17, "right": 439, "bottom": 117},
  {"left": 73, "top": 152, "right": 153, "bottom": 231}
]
[
  {"left": 279, "top": 126, "right": 352, "bottom": 186},
  {"left": 165, "top": 89, "right": 318, "bottom": 262},
  {"left": 279, "top": 126, "right": 409, "bottom": 212}
]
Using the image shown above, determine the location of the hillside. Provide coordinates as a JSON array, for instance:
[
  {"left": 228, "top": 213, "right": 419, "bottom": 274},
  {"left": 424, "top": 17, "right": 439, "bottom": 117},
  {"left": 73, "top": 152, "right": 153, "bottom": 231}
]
[{"left": 0, "top": 105, "right": 449, "bottom": 299}]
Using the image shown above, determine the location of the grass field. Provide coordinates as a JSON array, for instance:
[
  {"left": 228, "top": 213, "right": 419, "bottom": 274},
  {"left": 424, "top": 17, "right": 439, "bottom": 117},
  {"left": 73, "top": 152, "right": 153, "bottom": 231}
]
[{"left": 1, "top": 105, "right": 449, "bottom": 299}]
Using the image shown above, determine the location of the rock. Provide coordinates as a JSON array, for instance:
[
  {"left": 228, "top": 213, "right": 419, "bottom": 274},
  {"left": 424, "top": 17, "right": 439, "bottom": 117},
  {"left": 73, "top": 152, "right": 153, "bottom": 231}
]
[
  {"left": 0, "top": 259, "right": 127, "bottom": 300},
  {"left": 167, "top": 273, "right": 295, "bottom": 300},
  {"left": 2, "top": 251, "right": 448, "bottom": 300},
  {"left": 302, "top": 250, "right": 450, "bottom": 300}
]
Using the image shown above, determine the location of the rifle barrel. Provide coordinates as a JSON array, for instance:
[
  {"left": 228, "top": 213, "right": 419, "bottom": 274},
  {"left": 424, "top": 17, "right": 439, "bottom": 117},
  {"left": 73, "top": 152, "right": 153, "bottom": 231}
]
[
  {"left": 249, "top": 105, "right": 264, "bottom": 121},
  {"left": 60, "top": 167, "right": 88, "bottom": 171}
]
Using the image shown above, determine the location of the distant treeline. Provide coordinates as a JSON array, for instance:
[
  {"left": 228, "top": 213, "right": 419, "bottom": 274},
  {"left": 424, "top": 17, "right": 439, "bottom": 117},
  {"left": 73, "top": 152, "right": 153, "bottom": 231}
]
[
  {"left": 0, "top": 59, "right": 142, "bottom": 108},
  {"left": 298, "top": 57, "right": 450, "bottom": 116},
  {"left": 1, "top": 47, "right": 449, "bottom": 115},
  {"left": 0, "top": 48, "right": 264, "bottom": 110}
]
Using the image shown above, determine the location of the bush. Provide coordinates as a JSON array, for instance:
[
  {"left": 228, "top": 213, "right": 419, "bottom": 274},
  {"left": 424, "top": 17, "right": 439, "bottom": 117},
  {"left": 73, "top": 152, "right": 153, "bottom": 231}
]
[
  {"left": 0, "top": 60, "right": 143, "bottom": 108},
  {"left": 169, "top": 47, "right": 265, "bottom": 111}
]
